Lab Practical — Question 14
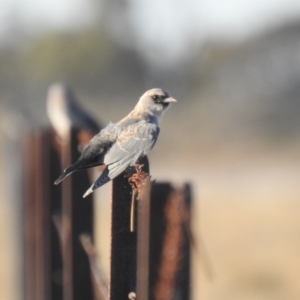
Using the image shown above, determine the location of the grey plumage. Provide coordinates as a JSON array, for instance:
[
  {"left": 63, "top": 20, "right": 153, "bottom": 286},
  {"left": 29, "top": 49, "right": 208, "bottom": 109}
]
[{"left": 54, "top": 88, "right": 177, "bottom": 197}]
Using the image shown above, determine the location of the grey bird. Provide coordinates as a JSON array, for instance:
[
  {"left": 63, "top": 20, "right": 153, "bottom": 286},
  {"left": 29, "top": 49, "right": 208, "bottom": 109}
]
[
  {"left": 47, "top": 83, "right": 100, "bottom": 140},
  {"left": 54, "top": 88, "right": 177, "bottom": 197}
]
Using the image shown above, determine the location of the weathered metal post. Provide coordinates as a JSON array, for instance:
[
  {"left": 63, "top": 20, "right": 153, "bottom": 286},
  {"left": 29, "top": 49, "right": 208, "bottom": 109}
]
[
  {"left": 23, "top": 130, "right": 51, "bottom": 300},
  {"left": 69, "top": 129, "right": 94, "bottom": 300},
  {"left": 60, "top": 131, "right": 73, "bottom": 300},
  {"left": 23, "top": 129, "right": 95, "bottom": 300},
  {"left": 109, "top": 156, "right": 149, "bottom": 300},
  {"left": 56, "top": 129, "right": 95, "bottom": 300},
  {"left": 136, "top": 175, "right": 152, "bottom": 300},
  {"left": 149, "top": 183, "right": 192, "bottom": 300}
]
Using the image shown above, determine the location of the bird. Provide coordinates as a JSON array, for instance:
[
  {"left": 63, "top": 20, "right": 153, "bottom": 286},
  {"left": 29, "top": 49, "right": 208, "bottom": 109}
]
[
  {"left": 54, "top": 88, "right": 177, "bottom": 197},
  {"left": 47, "top": 83, "right": 101, "bottom": 142}
]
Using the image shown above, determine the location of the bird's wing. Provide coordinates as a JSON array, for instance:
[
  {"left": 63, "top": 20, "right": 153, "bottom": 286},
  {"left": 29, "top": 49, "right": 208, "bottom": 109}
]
[
  {"left": 83, "top": 122, "right": 159, "bottom": 197},
  {"left": 105, "top": 121, "right": 160, "bottom": 166},
  {"left": 75, "top": 122, "right": 118, "bottom": 165},
  {"left": 54, "top": 123, "right": 118, "bottom": 184},
  {"left": 84, "top": 122, "right": 159, "bottom": 195}
]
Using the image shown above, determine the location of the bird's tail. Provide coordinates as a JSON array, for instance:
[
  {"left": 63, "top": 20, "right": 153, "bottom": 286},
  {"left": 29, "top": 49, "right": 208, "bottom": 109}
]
[
  {"left": 54, "top": 163, "right": 78, "bottom": 185},
  {"left": 83, "top": 167, "right": 111, "bottom": 198}
]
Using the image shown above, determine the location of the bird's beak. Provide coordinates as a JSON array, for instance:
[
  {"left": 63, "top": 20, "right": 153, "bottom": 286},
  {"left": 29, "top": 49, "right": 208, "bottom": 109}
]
[{"left": 163, "top": 97, "right": 177, "bottom": 103}]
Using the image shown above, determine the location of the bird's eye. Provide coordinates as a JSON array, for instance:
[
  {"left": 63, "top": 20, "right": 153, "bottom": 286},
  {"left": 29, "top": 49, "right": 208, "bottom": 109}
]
[{"left": 152, "top": 95, "right": 158, "bottom": 100}]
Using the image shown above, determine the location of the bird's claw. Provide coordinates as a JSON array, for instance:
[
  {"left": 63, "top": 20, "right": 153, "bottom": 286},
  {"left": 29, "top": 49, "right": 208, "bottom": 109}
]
[
  {"left": 128, "top": 164, "right": 148, "bottom": 195},
  {"left": 128, "top": 164, "right": 148, "bottom": 232},
  {"left": 133, "top": 163, "right": 144, "bottom": 172}
]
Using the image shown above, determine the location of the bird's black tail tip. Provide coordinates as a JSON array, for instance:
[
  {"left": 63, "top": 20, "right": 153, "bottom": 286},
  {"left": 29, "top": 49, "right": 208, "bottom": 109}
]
[
  {"left": 54, "top": 179, "right": 60, "bottom": 185},
  {"left": 54, "top": 174, "right": 65, "bottom": 185}
]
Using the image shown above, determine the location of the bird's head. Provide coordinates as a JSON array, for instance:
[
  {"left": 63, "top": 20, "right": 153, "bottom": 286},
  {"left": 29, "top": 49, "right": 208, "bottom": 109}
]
[{"left": 135, "top": 88, "right": 177, "bottom": 121}]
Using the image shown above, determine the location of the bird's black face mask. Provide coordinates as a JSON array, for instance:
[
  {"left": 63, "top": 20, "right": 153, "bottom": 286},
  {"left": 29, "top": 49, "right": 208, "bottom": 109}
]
[{"left": 152, "top": 95, "right": 169, "bottom": 108}]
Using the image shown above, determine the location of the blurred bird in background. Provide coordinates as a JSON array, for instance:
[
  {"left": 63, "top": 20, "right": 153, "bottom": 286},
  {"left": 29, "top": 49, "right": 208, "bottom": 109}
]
[
  {"left": 47, "top": 83, "right": 101, "bottom": 150},
  {"left": 54, "top": 88, "right": 177, "bottom": 197}
]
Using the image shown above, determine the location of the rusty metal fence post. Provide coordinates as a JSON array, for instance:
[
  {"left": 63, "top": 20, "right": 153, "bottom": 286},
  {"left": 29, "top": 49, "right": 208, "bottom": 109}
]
[
  {"left": 109, "top": 157, "right": 150, "bottom": 300},
  {"left": 23, "top": 129, "right": 94, "bottom": 300},
  {"left": 23, "top": 130, "right": 51, "bottom": 300},
  {"left": 150, "top": 183, "right": 192, "bottom": 300},
  {"left": 109, "top": 159, "right": 192, "bottom": 300}
]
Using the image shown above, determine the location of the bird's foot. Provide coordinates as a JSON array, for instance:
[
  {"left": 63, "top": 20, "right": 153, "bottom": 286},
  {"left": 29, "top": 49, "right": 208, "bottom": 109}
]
[
  {"left": 128, "top": 164, "right": 148, "bottom": 195},
  {"left": 128, "top": 164, "right": 148, "bottom": 232},
  {"left": 124, "top": 163, "right": 144, "bottom": 180},
  {"left": 133, "top": 163, "right": 144, "bottom": 173}
]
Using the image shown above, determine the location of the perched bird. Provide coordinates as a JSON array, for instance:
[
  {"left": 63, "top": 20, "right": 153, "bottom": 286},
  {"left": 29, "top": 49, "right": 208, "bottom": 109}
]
[
  {"left": 47, "top": 83, "right": 100, "bottom": 141},
  {"left": 54, "top": 88, "right": 177, "bottom": 197}
]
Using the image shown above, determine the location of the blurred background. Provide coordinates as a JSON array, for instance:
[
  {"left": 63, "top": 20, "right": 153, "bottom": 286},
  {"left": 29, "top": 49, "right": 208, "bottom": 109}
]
[{"left": 1, "top": 0, "right": 300, "bottom": 299}]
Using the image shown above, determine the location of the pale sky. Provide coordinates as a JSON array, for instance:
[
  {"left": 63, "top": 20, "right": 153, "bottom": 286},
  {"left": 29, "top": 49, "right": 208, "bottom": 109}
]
[{"left": 1, "top": 0, "right": 300, "bottom": 63}]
